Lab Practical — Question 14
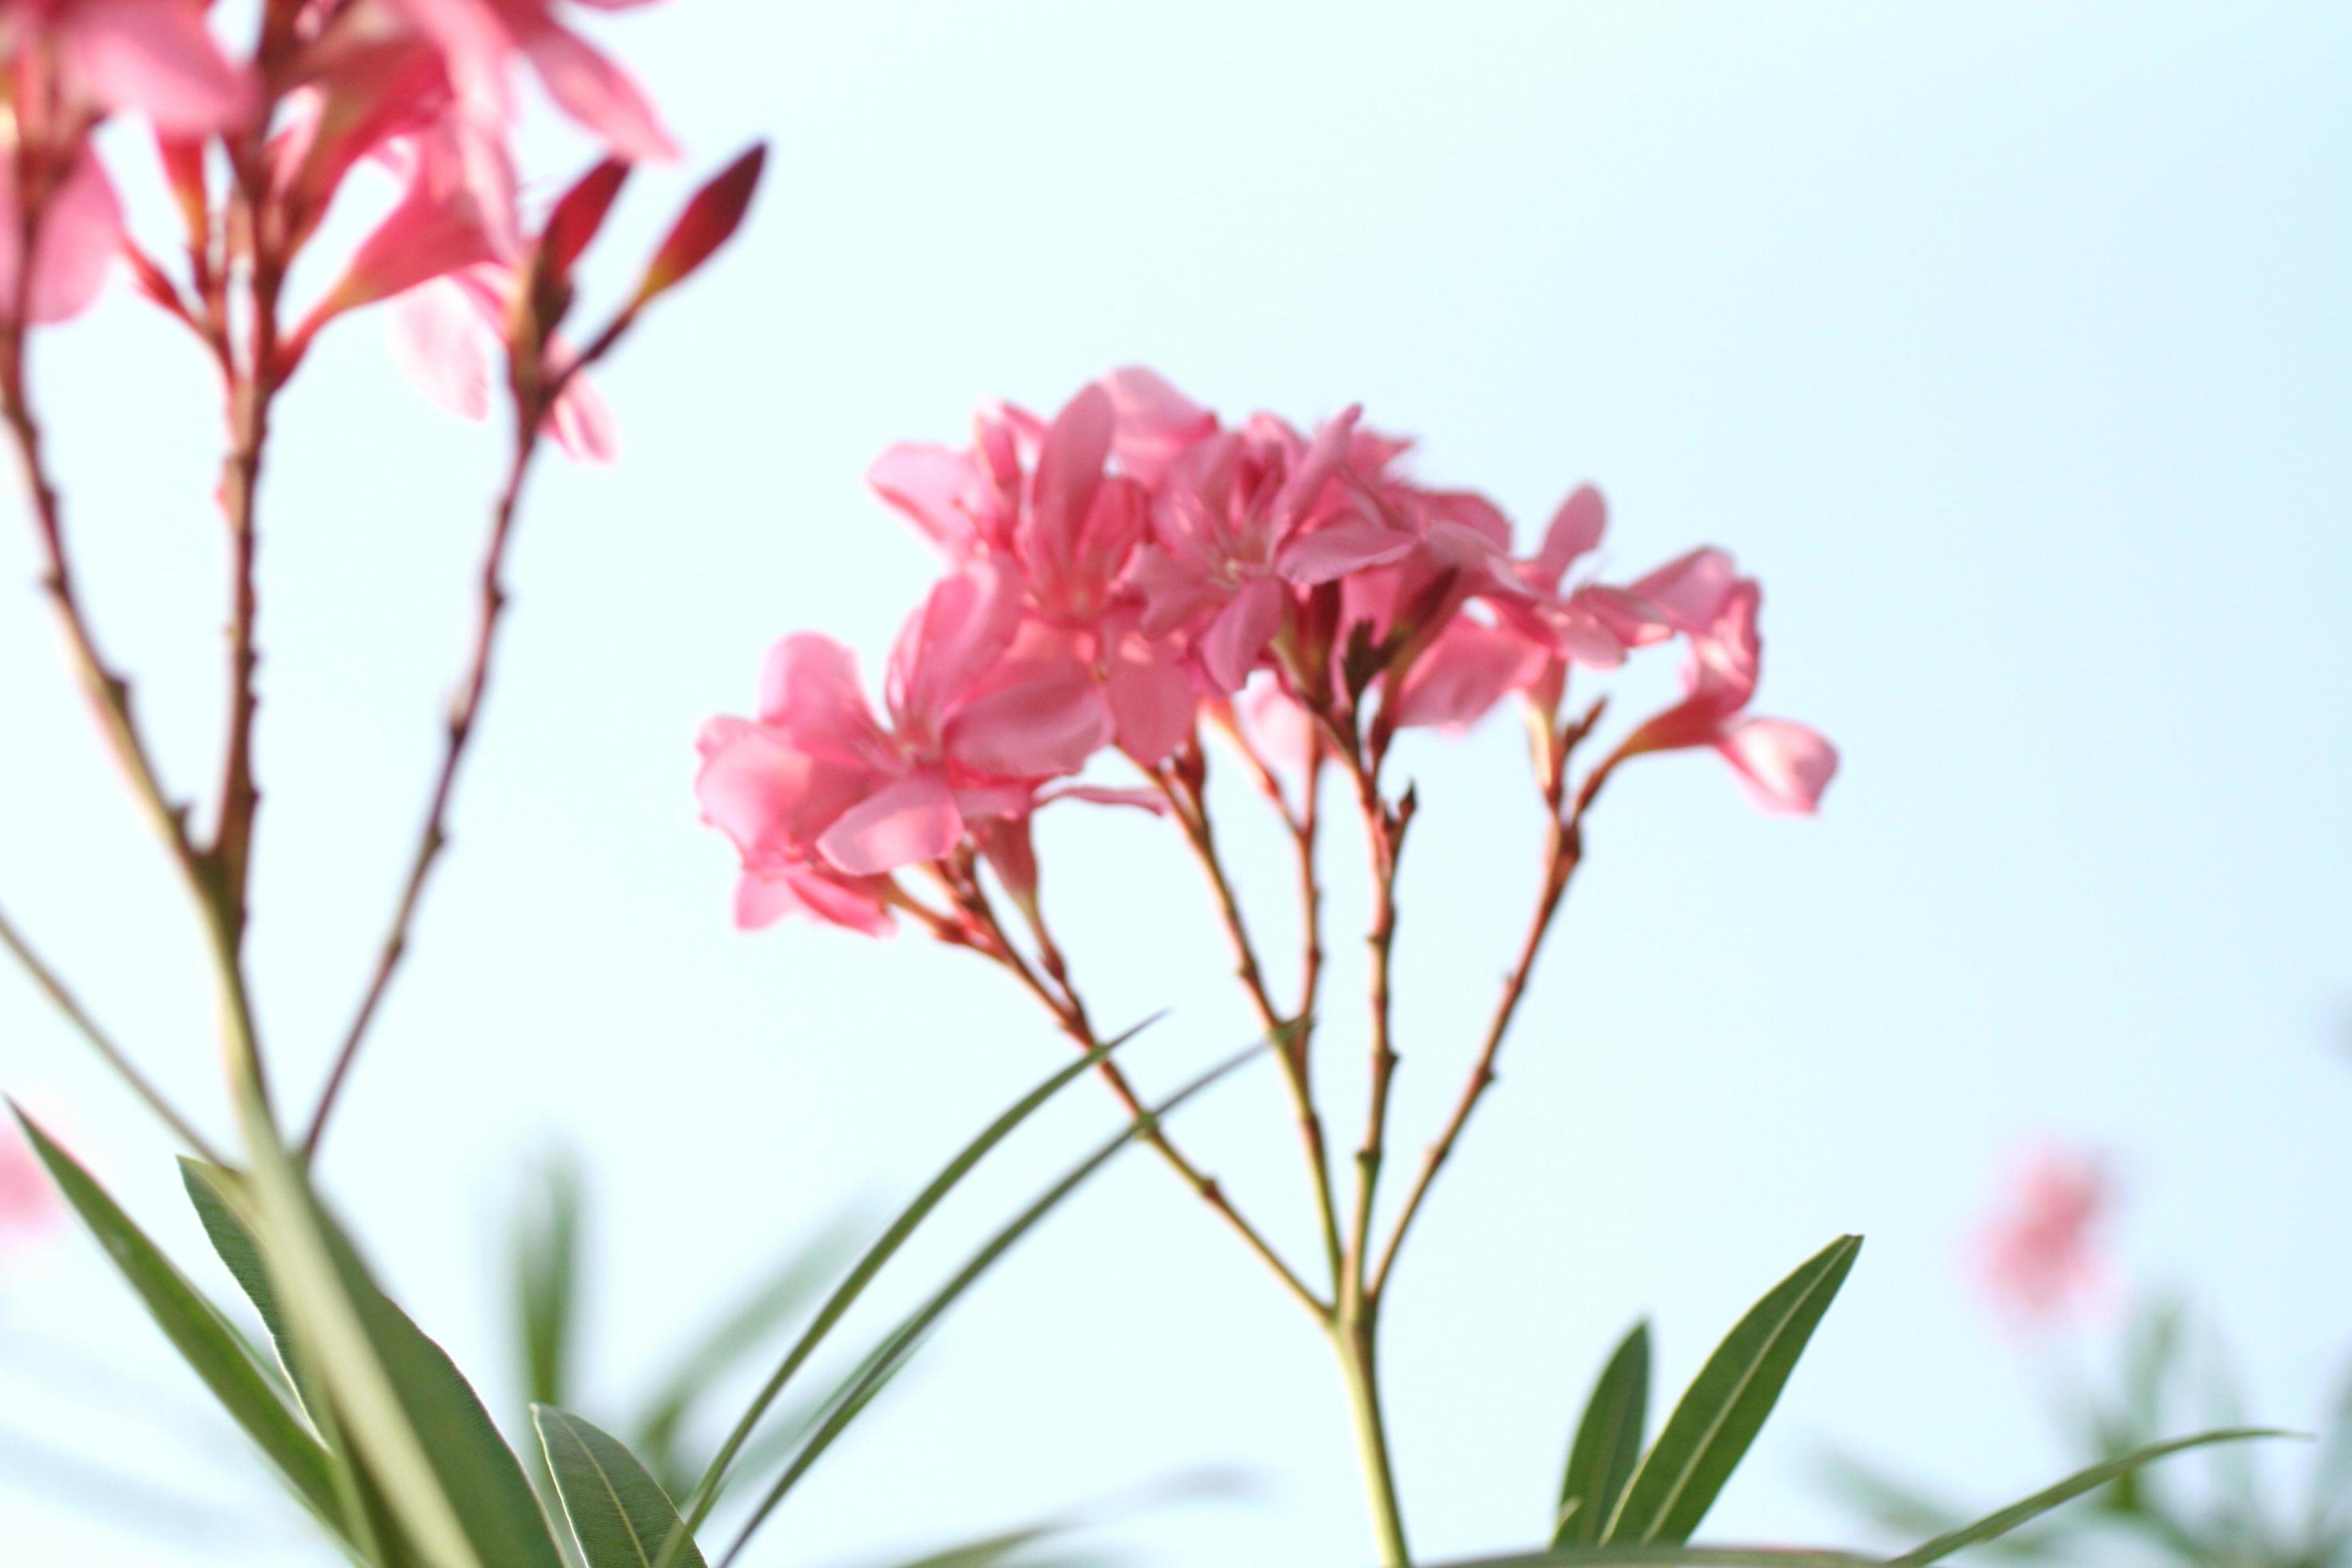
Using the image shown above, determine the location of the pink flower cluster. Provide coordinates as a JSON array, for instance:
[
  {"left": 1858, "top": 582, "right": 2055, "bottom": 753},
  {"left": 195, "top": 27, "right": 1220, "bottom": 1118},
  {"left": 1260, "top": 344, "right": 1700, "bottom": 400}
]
[
  {"left": 0, "top": 0, "right": 689, "bottom": 454},
  {"left": 698, "top": 369, "right": 1837, "bottom": 936}
]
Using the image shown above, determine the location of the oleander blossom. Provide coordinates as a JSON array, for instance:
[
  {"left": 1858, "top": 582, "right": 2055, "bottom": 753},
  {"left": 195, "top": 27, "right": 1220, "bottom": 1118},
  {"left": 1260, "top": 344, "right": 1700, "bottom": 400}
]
[
  {"left": 1978, "top": 1145, "right": 2111, "bottom": 1323},
  {"left": 698, "top": 368, "right": 1838, "bottom": 937},
  {"left": 0, "top": 1124, "right": 54, "bottom": 1252}
]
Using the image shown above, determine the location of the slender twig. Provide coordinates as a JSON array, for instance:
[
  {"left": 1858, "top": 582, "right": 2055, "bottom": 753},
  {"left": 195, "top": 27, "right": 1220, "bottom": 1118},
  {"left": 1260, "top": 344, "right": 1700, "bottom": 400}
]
[
  {"left": 1370, "top": 742, "right": 1618, "bottom": 1298},
  {"left": 1153, "top": 758, "right": 1347, "bottom": 1304},
  {"left": 2, "top": 337, "right": 204, "bottom": 890},
  {"left": 302, "top": 418, "right": 546, "bottom": 1161},
  {"left": 0, "top": 903, "right": 226, "bottom": 1163},
  {"left": 1341, "top": 748, "right": 1408, "bottom": 1298},
  {"left": 958, "top": 870, "right": 1329, "bottom": 1318}
]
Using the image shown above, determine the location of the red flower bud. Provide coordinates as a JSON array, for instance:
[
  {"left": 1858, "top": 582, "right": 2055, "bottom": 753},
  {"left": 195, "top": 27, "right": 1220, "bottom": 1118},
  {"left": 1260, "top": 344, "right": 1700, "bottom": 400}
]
[
  {"left": 631, "top": 142, "right": 766, "bottom": 309},
  {"left": 540, "top": 158, "right": 630, "bottom": 285}
]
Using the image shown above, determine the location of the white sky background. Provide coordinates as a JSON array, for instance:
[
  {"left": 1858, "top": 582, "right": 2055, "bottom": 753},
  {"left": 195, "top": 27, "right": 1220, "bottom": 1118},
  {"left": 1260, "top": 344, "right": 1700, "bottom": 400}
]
[{"left": 2, "top": 2, "right": 2348, "bottom": 1563}]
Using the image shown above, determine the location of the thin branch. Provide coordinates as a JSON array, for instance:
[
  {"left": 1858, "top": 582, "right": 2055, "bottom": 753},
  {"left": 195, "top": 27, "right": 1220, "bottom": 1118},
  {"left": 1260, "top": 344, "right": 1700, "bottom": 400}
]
[
  {"left": 301, "top": 418, "right": 546, "bottom": 1161},
  {"left": 1371, "top": 735, "right": 1618, "bottom": 1298},
  {"left": 0, "top": 902, "right": 226, "bottom": 1164},
  {"left": 958, "top": 867, "right": 1329, "bottom": 1318},
  {"left": 2, "top": 334, "right": 205, "bottom": 892},
  {"left": 1154, "top": 755, "right": 1346, "bottom": 1305},
  {"left": 1341, "top": 747, "right": 1409, "bottom": 1303}
]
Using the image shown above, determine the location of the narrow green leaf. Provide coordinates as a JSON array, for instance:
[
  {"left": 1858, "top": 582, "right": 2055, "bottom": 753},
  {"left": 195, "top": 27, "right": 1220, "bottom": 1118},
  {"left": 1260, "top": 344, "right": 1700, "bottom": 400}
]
[
  {"left": 186, "top": 1157, "right": 564, "bottom": 1568},
  {"left": 11, "top": 1109, "right": 345, "bottom": 1537},
  {"left": 514, "top": 1155, "right": 586, "bottom": 1411},
  {"left": 882, "top": 1526, "right": 1062, "bottom": 1567},
  {"left": 1606, "top": 1235, "right": 1862, "bottom": 1545},
  {"left": 534, "top": 1406, "right": 707, "bottom": 1568},
  {"left": 717, "top": 1042, "right": 1265, "bottom": 1568},
  {"left": 1556, "top": 1322, "right": 1651, "bottom": 1546},
  {"left": 1888, "top": 1427, "right": 2292, "bottom": 1565},
  {"left": 677, "top": 1018, "right": 1164, "bottom": 1540},
  {"left": 630, "top": 1208, "right": 866, "bottom": 1492}
]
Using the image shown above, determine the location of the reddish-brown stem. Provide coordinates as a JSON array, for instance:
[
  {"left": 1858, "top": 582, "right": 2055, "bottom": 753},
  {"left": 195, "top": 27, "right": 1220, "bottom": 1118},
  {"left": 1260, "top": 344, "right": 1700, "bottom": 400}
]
[
  {"left": 301, "top": 416, "right": 546, "bottom": 1161},
  {"left": 1154, "top": 757, "right": 1347, "bottom": 1301},
  {"left": 955, "top": 868, "right": 1329, "bottom": 1318},
  {"left": 1341, "top": 748, "right": 1408, "bottom": 1302},
  {"left": 1370, "top": 747, "right": 1618, "bottom": 1298}
]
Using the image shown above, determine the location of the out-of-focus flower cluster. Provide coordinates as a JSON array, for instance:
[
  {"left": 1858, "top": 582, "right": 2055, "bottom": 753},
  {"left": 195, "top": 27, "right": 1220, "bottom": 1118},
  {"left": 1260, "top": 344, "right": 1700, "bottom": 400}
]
[
  {"left": 698, "top": 368, "right": 1839, "bottom": 937},
  {"left": 0, "top": 0, "right": 744, "bottom": 456},
  {"left": 1978, "top": 1144, "right": 2112, "bottom": 1324}
]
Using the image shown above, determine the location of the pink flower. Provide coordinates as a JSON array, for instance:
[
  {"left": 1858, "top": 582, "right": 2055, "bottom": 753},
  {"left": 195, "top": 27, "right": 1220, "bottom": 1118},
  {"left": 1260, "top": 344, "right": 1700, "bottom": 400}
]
[
  {"left": 1977, "top": 1146, "right": 2110, "bottom": 1323},
  {"left": 870, "top": 378, "right": 1201, "bottom": 762},
  {"left": 1618, "top": 578, "right": 1838, "bottom": 813},
  {"left": 1128, "top": 405, "right": 1417, "bottom": 691},
  {"left": 386, "top": 262, "right": 617, "bottom": 461},
  {"left": 697, "top": 563, "right": 1114, "bottom": 932},
  {"left": 0, "top": 0, "right": 254, "bottom": 135},
  {"left": 374, "top": 0, "right": 676, "bottom": 162}
]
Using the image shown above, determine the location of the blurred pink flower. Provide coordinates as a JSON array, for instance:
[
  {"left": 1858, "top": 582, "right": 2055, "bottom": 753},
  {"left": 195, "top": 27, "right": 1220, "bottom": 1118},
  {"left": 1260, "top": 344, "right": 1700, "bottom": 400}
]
[
  {"left": 1977, "top": 1146, "right": 2111, "bottom": 1322},
  {"left": 384, "top": 262, "right": 616, "bottom": 461},
  {"left": 0, "top": 1125, "right": 54, "bottom": 1243},
  {"left": 1619, "top": 579, "right": 1838, "bottom": 813},
  {"left": 371, "top": 0, "right": 676, "bottom": 161}
]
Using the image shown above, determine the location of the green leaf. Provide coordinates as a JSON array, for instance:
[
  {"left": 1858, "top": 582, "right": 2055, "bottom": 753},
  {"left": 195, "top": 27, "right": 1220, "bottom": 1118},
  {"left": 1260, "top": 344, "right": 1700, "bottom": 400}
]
[
  {"left": 1605, "top": 1235, "right": 1862, "bottom": 1545},
  {"left": 676, "top": 1019, "right": 1163, "bottom": 1539},
  {"left": 533, "top": 1406, "right": 706, "bottom": 1568},
  {"left": 630, "top": 1208, "right": 866, "bottom": 1494},
  {"left": 514, "top": 1154, "right": 586, "bottom": 1411},
  {"left": 11, "top": 1109, "right": 345, "bottom": 1538},
  {"left": 1887, "top": 1427, "right": 2292, "bottom": 1565},
  {"left": 715, "top": 1042, "right": 1266, "bottom": 1568},
  {"left": 1556, "top": 1322, "right": 1650, "bottom": 1546},
  {"left": 185, "top": 1158, "right": 565, "bottom": 1568}
]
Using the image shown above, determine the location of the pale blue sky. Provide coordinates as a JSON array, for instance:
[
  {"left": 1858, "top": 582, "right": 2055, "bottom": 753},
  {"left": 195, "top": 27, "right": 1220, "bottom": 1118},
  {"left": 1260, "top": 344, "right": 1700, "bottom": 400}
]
[{"left": 2, "top": 3, "right": 2347, "bottom": 1564}]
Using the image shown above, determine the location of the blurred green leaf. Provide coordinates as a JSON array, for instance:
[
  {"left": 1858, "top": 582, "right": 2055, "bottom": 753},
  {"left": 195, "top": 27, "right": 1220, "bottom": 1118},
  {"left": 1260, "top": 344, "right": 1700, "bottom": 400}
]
[
  {"left": 185, "top": 1158, "right": 565, "bottom": 1568},
  {"left": 631, "top": 1208, "right": 867, "bottom": 1492},
  {"left": 715, "top": 1042, "right": 1264, "bottom": 1567},
  {"left": 674, "top": 1021, "right": 1160, "bottom": 1543},
  {"left": 533, "top": 1406, "right": 706, "bottom": 1568},
  {"left": 1814, "top": 1451, "right": 2058, "bottom": 1560},
  {"left": 514, "top": 1155, "right": 586, "bottom": 1412},
  {"left": 1887, "top": 1428, "right": 2293, "bottom": 1565},
  {"left": 1556, "top": 1322, "right": 1650, "bottom": 1546},
  {"left": 10, "top": 1110, "right": 346, "bottom": 1539},
  {"left": 1606, "top": 1236, "right": 1862, "bottom": 1545}
]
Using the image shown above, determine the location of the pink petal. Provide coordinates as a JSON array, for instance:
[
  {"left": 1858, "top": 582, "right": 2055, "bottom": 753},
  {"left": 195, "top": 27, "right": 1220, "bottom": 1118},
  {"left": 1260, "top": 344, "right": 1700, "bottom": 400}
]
[
  {"left": 542, "top": 361, "right": 618, "bottom": 462},
  {"left": 1389, "top": 620, "right": 1546, "bottom": 732},
  {"left": 817, "top": 769, "right": 963, "bottom": 876},
  {"left": 1198, "top": 575, "right": 1288, "bottom": 693},
  {"left": 694, "top": 716, "right": 878, "bottom": 859},
  {"left": 1269, "top": 404, "right": 1362, "bottom": 530},
  {"left": 757, "top": 634, "right": 888, "bottom": 754},
  {"left": 386, "top": 278, "right": 493, "bottom": 420},
  {"left": 945, "top": 670, "right": 1112, "bottom": 779},
  {"left": 1105, "top": 638, "right": 1198, "bottom": 763},
  {"left": 1716, "top": 718, "right": 1838, "bottom": 814},
  {"left": 1275, "top": 516, "right": 1420, "bottom": 586},
  {"left": 1098, "top": 365, "right": 1217, "bottom": 484},
  {"left": 868, "top": 442, "right": 980, "bottom": 554},
  {"left": 887, "top": 562, "right": 1022, "bottom": 737},
  {"left": 1127, "top": 544, "right": 1229, "bottom": 640},
  {"left": 1418, "top": 490, "right": 1514, "bottom": 547},
  {"left": 735, "top": 865, "right": 894, "bottom": 936},
  {"left": 1530, "top": 485, "right": 1606, "bottom": 590},
  {"left": 1028, "top": 382, "right": 1113, "bottom": 575},
  {"left": 520, "top": 22, "right": 679, "bottom": 162},
  {"left": 22, "top": 149, "right": 124, "bottom": 325},
  {"left": 1630, "top": 546, "right": 1739, "bottom": 632},
  {"left": 62, "top": 0, "right": 256, "bottom": 134}
]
